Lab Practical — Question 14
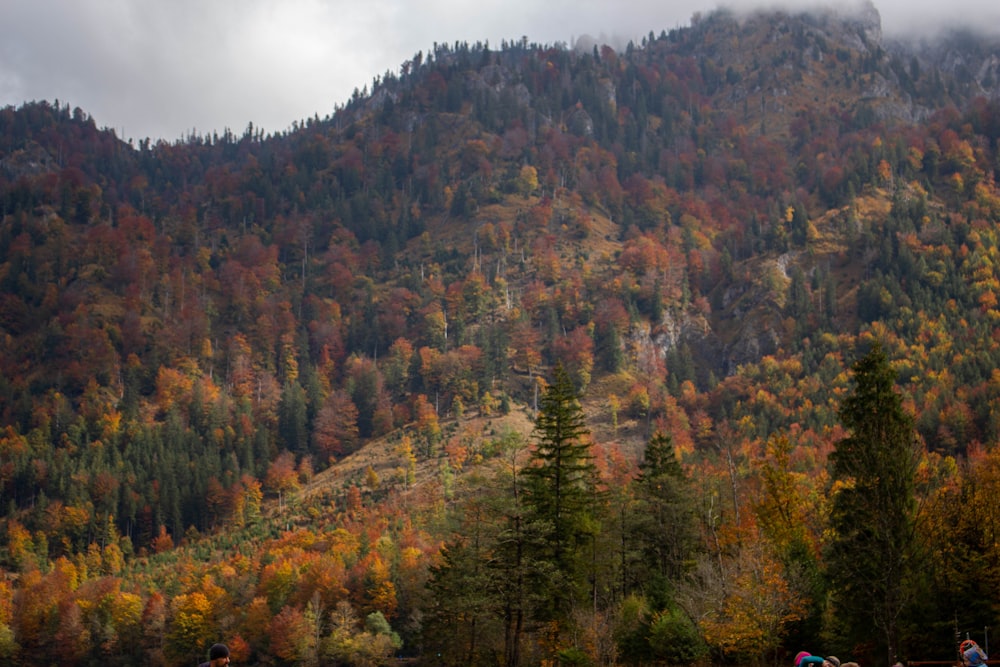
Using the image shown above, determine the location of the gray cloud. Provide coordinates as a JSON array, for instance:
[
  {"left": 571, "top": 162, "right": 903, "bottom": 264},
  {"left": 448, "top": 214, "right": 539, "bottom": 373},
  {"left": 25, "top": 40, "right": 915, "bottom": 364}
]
[{"left": 1, "top": 0, "right": 998, "bottom": 143}]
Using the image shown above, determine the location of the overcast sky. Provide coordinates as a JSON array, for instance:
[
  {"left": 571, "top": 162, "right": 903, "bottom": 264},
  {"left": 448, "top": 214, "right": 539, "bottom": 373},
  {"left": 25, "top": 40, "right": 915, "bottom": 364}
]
[{"left": 2, "top": 0, "right": 998, "bottom": 144}]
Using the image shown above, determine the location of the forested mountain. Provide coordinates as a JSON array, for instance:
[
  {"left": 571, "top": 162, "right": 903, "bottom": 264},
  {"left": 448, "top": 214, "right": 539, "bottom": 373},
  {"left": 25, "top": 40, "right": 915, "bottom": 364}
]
[{"left": 3, "top": 3, "right": 1000, "bottom": 665}]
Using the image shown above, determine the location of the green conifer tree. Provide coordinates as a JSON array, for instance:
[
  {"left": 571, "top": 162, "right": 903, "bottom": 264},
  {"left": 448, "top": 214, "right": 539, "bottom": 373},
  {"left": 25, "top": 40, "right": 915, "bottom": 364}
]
[
  {"left": 827, "top": 341, "right": 919, "bottom": 663},
  {"left": 633, "top": 431, "right": 697, "bottom": 602},
  {"left": 278, "top": 380, "right": 309, "bottom": 453},
  {"left": 523, "top": 363, "right": 598, "bottom": 622}
]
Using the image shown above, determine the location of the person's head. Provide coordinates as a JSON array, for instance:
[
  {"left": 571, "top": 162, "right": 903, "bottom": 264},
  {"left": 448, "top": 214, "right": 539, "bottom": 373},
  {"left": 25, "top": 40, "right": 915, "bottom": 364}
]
[
  {"left": 795, "top": 652, "right": 812, "bottom": 667},
  {"left": 208, "top": 643, "right": 230, "bottom": 665},
  {"left": 825, "top": 656, "right": 841, "bottom": 667},
  {"left": 962, "top": 641, "right": 978, "bottom": 652}
]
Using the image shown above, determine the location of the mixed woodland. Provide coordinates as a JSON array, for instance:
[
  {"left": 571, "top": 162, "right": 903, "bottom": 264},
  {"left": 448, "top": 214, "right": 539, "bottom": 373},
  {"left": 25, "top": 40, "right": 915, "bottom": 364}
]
[{"left": 4, "top": 4, "right": 1000, "bottom": 665}]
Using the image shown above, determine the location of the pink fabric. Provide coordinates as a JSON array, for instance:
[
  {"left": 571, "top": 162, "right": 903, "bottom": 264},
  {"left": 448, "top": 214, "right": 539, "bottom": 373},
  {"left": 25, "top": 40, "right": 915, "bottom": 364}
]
[{"left": 795, "top": 652, "right": 812, "bottom": 666}]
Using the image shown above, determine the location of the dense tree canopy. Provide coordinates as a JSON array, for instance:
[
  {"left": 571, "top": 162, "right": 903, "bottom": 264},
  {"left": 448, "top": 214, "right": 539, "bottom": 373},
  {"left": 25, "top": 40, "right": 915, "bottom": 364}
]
[{"left": 2, "top": 5, "right": 1000, "bottom": 665}]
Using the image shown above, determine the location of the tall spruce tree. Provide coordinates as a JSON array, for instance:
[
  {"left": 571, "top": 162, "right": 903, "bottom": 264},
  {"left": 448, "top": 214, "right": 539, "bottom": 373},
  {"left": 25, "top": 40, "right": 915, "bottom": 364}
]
[
  {"left": 827, "top": 341, "right": 919, "bottom": 664},
  {"left": 278, "top": 380, "right": 309, "bottom": 453},
  {"left": 632, "top": 431, "right": 697, "bottom": 603},
  {"left": 424, "top": 494, "right": 502, "bottom": 666},
  {"left": 523, "top": 363, "right": 598, "bottom": 621},
  {"left": 425, "top": 439, "right": 545, "bottom": 667}
]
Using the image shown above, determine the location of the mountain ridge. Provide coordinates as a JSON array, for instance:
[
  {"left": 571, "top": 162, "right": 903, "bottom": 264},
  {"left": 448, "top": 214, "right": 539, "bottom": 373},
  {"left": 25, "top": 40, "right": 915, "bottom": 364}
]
[{"left": 3, "top": 3, "right": 1000, "bottom": 663}]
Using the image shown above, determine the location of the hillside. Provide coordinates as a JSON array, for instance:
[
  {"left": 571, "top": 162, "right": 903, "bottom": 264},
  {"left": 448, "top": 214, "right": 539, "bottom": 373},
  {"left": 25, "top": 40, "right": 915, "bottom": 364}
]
[{"left": 3, "top": 2, "right": 1000, "bottom": 665}]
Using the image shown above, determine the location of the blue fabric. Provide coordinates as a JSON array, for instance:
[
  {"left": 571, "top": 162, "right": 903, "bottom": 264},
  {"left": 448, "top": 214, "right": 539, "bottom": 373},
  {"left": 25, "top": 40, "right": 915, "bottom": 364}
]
[{"left": 965, "top": 647, "right": 987, "bottom": 667}]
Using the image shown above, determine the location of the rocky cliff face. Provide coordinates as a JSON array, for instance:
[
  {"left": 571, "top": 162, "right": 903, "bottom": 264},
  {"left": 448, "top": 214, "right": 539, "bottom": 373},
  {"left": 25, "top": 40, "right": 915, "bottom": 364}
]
[
  {"left": 894, "top": 31, "right": 1000, "bottom": 102},
  {"left": 680, "top": 2, "right": 1000, "bottom": 134},
  {"left": 842, "top": 0, "right": 883, "bottom": 48}
]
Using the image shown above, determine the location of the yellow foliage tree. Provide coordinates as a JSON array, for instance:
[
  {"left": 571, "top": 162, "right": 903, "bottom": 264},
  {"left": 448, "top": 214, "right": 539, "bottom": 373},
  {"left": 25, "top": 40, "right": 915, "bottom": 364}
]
[
  {"left": 367, "top": 554, "right": 399, "bottom": 620},
  {"left": 696, "top": 539, "right": 807, "bottom": 658},
  {"left": 165, "top": 591, "right": 214, "bottom": 664},
  {"left": 516, "top": 164, "right": 539, "bottom": 196}
]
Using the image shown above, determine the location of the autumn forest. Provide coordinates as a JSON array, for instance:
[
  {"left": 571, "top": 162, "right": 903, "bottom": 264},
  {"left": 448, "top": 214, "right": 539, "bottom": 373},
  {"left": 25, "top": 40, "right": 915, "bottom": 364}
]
[{"left": 3, "top": 4, "right": 1000, "bottom": 666}]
